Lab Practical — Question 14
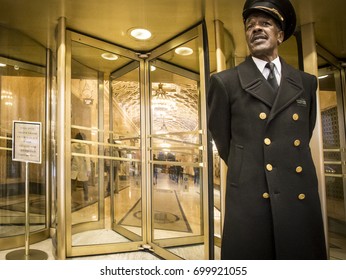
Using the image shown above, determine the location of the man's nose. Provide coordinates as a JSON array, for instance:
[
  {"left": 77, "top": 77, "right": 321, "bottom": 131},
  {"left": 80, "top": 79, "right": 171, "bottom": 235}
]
[{"left": 252, "top": 23, "right": 263, "bottom": 32}]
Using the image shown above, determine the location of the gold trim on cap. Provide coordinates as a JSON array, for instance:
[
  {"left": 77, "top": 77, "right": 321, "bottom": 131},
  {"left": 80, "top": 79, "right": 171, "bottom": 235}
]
[{"left": 254, "top": 6, "right": 284, "bottom": 22}]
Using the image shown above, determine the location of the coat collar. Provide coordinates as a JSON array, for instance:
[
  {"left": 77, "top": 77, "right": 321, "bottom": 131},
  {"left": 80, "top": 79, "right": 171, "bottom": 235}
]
[{"left": 238, "top": 56, "right": 304, "bottom": 123}]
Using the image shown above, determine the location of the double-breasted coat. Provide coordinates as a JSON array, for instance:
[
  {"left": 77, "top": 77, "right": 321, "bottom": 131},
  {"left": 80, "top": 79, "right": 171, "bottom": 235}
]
[{"left": 208, "top": 56, "right": 327, "bottom": 260}]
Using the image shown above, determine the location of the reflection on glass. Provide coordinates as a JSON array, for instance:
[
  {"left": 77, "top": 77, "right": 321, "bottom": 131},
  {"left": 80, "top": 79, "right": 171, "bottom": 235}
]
[
  {"left": 159, "top": 39, "right": 199, "bottom": 72},
  {"left": 70, "top": 39, "right": 142, "bottom": 245},
  {"left": 150, "top": 59, "right": 204, "bottom": 259},
  {"left": 71, "top": 58, "right": 99, "bottom": 225},
  {"left": 110, "top": 68, "right": 142, "bottom": 238},
  {"left": 212, "top": 147, "right": 221, "bottom": 239},
  {"left": 319, "top": 72, "right": 346, "bottom": 257},
  {"left": 320, "top": 88, "right": 345, "bottom": 221},
  {"left": 0, "top": 25, "right": 46, "bottom": 239}
]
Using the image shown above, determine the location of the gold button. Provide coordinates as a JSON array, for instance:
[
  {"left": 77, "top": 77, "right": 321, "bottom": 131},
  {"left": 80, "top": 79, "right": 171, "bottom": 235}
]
[
  {"left": 298, "top": 193, "right": 306, "bottom": 200},
  {"left": 294, "top": 139, "right": 301, "bottom": 147},
  {"left": 264, "top": 138, "right": 271, "bottom": 145},
  {"left": 259, "top": 112, "right": 267, "bottom": 120},
  {"left": 266, "top": 164, "right": 273, "bottom": 171},
  {"left": 292, "top": 113, "right": 299, "bottom": 121},
  {"left": 263, "top": 192, "right": 270, "bottom": 199},
  {"left": 296, "top": 166, "right": 303, "bottom": 173}
]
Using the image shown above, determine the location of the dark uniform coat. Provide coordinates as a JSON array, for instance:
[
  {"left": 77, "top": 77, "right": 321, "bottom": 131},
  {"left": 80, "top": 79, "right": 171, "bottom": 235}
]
[{"left": 208, "top": 56, "right": 327, "bottom": 260}]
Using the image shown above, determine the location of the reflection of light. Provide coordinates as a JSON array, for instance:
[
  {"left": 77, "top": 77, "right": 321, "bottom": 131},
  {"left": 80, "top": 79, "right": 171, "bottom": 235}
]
[
  {"left": 175, "top": 47, "right": 193, "bottom": 56},
  {"left": 101, "top": 52, "right": 118, "bottom": 61},
  {"left": 0, "top": 63, "right": 6, "bottom": 67},
  {"left": 150, "top": 65, "right": 156, "bottom": 71},
  {"left": 160, "top": 142, "right": 171, "bottom": 148},
  {"left": 151, "top": 83, "right": 176, "bottom": 115},
  {"left": 1, "top": 90, "right": 13, "bottom": 106},
  {"left": 318, "top": 75, "right": 329, "bottom": 80},
  {"left": 130, "top": 28, "right": 152, "bottom": 40},
  {"left": 211, "top": 140, "right": 218, "bottom": 152}
]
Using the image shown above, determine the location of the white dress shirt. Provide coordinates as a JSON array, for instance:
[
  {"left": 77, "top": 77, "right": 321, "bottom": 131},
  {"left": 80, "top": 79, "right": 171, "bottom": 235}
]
[{"left": 252, "top": 56, "right": 281, "bottom": 86}]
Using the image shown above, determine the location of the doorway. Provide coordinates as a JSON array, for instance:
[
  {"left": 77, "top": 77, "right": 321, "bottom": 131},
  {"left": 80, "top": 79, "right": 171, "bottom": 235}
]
[{"left": 62, "top": 23, "right": 210, "bottom": 260}]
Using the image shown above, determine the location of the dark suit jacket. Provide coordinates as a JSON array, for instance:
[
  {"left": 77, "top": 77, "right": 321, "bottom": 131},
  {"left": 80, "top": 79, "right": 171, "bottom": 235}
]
[{"left": 208, "top": 56, "right": 327, "bottom": 260}]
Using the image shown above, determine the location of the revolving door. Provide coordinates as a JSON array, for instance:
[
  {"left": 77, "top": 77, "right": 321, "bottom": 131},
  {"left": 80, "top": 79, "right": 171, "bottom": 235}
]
[{"left": 59, "top": 23, "right": 211, "bottom": 260}]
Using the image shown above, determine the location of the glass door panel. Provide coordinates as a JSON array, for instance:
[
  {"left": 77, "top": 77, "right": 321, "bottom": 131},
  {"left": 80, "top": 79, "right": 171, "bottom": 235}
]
[
  {"left": 148, "top": 25, "right": 209, "bottom": 259},
  {"left": 150, "top": 66, "right": 202, "bottom": 243},
  {"left": 110, "top": 63, "right": 142, "bottom": 241},
  {"left": 68, "top": 33, "right": 142, "bottom": 254},
  {"left": 0, "top": 60, "right": 46, "bottom": 237},
  {"left": 0, "top": 25, "right": 47, "bottom": 250},
  {"left": 319, "top": 66, "right": 346, "bottom": 259}
]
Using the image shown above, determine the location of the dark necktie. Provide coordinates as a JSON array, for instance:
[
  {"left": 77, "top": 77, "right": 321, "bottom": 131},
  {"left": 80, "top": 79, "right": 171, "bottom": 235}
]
[{"left": 265, "top": 62, "right": 278, "bottom": 91}]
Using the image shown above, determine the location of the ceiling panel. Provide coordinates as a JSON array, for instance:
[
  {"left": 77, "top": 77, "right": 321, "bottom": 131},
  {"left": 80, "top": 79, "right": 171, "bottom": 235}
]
[{"left": 0, "top": 0, "right": 345, "bottom": 66}]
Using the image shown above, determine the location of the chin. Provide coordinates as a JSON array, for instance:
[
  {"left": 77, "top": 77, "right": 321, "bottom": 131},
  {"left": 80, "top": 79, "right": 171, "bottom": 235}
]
[{"left": 251, "top": 48, "right": 269, "bottom": 56}]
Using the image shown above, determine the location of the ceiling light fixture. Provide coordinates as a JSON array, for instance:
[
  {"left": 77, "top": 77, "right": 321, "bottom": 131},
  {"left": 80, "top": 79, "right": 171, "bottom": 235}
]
[
  {"left": 175, "top": 46, "right": 193, "bottom": 56},
  {"left": 130, "top": 28, "right": 152, "bottom": 40},
  {"left": 101, "top": 52, "right": 119, "bottom": 61},
  {"left": 0, "top": 63, "right": 6, "bottom": 67}
]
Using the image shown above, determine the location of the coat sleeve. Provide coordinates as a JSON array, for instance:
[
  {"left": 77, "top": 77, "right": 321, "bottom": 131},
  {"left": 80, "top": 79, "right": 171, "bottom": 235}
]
[{"left": 207, "top": 74, "right": 231, "bottom": 164}]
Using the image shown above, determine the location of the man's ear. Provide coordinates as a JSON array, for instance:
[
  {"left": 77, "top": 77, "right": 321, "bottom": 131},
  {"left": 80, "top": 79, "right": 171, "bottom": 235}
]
[{"left": 278, "top": 30, "right": 284, "bottom": 45}]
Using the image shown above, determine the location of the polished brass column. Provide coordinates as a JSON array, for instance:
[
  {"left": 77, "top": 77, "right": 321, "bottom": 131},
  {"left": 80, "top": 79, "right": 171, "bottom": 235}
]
[{"left": 56, "top": 16, "right": 67, "bottom": 260}]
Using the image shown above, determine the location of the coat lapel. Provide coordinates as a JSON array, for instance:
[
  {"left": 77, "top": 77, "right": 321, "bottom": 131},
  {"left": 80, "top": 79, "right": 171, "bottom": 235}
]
[
  {"left": 238, "top": 57, "right": 304, "bottom": 124},
  {"left": 238, "top": 57, "right": 276, "bottom": 108},
  {"left": 267, "top": 59, "right": 304, "bottom": 123}
]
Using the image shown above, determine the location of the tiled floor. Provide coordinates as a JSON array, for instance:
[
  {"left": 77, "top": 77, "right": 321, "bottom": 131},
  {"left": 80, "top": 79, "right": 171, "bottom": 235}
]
[
  {"left": 1, "top": 173, "right": 346, "bottom": 260},
  {"left": 0, "top": 238, "right": 159, "bottom": 260},
  {"left": 329, "top": 232, "right": 346, "bottom": 260},
  {"left": 1, "top": 234, "right": 345, "bottom": 260}
]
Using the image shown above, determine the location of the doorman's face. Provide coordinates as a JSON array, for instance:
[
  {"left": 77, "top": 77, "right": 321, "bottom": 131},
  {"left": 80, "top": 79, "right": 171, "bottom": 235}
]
[{"left": 245, "top": 12, "right": 284, "bottom": 60}]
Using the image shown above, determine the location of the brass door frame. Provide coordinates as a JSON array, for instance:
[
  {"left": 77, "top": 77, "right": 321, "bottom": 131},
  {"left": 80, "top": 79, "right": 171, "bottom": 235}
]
[
  {"left": 64, "top": 30, "right": 143, "bottom": 257},
  {"left": 57, "top": 23, "right": 210, "bottom": 259},
  {"left": 146, "top": 23, "right": 211, "bottom": 260}
]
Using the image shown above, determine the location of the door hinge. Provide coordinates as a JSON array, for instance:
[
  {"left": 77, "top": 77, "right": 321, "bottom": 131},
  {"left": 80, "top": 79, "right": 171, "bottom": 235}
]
[{"left": 136, "top": 52, "right": 151, "bottom": 59}]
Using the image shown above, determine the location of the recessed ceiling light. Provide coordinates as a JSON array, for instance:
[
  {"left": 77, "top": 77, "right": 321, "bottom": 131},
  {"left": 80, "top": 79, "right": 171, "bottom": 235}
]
[
  {"left": 175, "top": 47, "right": 193, "bottom": 56},
  {"left": 150, "top": 65, "right": 156, "bottom": 71},
  {"left": 101, "top": 52, "right": 119, "bottom": 61},
  {"left": 130, "top": 28, "right": 152, "bottom": 40}
]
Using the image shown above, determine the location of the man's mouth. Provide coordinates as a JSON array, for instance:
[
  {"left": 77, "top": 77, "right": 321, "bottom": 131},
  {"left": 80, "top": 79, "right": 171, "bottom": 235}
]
[{"left": 251, "top": 35, "right": 267, "bottom": 43}]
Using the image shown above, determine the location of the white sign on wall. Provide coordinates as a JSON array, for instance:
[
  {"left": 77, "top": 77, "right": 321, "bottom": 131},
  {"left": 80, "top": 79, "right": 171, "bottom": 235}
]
[{"left": 12, "top": 121, "right": 42, "bottom": 164}]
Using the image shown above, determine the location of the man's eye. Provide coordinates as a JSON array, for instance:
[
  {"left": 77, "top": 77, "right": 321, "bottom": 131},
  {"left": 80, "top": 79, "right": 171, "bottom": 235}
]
[{"left": 246, "top": 24, "right": 254, "bottom": 30}]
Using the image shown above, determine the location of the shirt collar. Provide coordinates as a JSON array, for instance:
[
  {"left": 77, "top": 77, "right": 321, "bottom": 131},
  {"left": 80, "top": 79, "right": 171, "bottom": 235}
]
[{"left": 251, "top": 56, "right": 281, "bottom": 75}]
